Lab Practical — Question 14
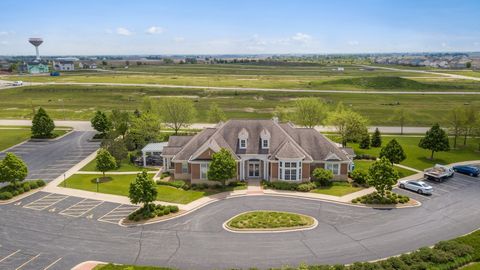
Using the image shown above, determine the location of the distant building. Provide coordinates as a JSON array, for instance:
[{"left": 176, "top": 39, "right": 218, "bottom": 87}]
[
  {"left": 53, "top": 60, "right": 75, "bottom": 71},
  {"left": 78, "top": 61, "right": 97, "bottom": 69},
  {"left": 19, "top": 61, "right": 50, "bottom": 74}
]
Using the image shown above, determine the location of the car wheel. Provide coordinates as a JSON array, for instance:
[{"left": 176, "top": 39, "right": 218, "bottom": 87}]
[
  {"left": 470, "top": 173, "right": 474, "bottom": 176},
  {"left": 417, "top": 189, "right": 423, "bottom": 194},
  {"left": 399, "top": 184, "right": 405, "bottom": 189}
]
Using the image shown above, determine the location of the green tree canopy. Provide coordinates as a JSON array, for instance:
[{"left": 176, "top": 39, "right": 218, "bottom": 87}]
[
  {"left": 448, "top": 106, "right": 466, "bottom": 148},
  {"left": 367, "top": 157, "right": 399, "bottom": 198},
  {"left": 31, "top": 107, "right": 55, "bottom": 138},
  {"left": 390, "top": 108, "right": 412, "bottom": 135},
  {"left": 110, "top": 109, "right": 130, "bottom": 137},
  {"left": 159, "top": 98, "right": 197, "bottom": 135},
  {"left": 95, "top": 148, "right": 117, "bottom": 178},
  {"left": 359, "top": 133, "right": 371, "bottom": 149},
  {"left": 311, "top": 168, "right": 333, "bottom": 186},
  {"left": 371, "top": 128, "right": 382, "bottom": 147},
  {"left": 0, "top": 152, "right": 28, "bottom": 187},
  {"left": 129, "top": 170, "right": 158, "bottom": 209},
  {"left": 207, "top": 148, "right": 237, "bottom": 187},
  {"left": 101, "top": 138, "right": 128, "bottom": 166},
  {"left": 327, "top": 108, "right": 369, "bottom": 147},
  {"left": 208, "top": 103, "right": 227, "bottom": 123},
  {"left": 91, "top": 110, "right": 111, "bottom": 135},
  {"left": 419, "top": 123, "right": 450, "bottom": 160},
  {"left": 292, "top": 98, "right": 326, "bottom": 128},
  {"left": 127, "top": 112, "right": 161, "bottom": 149},
  {"left": 379, "top": 139, "right": 407, "bottom": 164}
]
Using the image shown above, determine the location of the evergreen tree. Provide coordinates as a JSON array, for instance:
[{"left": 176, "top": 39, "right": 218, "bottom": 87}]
[
  {"left": 31, "top": 107, "right": 55, "bottom": 138},
  {"left": 359, "top": 133, "right": 371, "bottom": 149},
  {"left": 419, "top": 123, "right": 450, "bottom": 160},
  {"left": 91, "top": 110, "right": 111, "bottom": 135},
  {"left": 379, "top": 139, "right": 406, "bottom": 164},
  {"left": 371, "top": 128, "right": 382, "bottom": 147}
]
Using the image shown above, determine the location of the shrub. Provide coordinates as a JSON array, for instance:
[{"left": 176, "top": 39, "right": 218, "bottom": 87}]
[
  {"left": 36, "top": 180, "right": 46, "bottom": 187},
  {"left": 127, "top": 203, "right": 178, "bottom": 221},
  {"left": 349, "top": 169, "right": 368, "bottom": 185},
  {"left": 22, "top": 182, "right": 31, "bottom": 192},
  {"left": 156, "top": 180, "right": 186, "bottom": 189},
  {"left": 169, "top": 205, "right": 179, "bottom": 213},
  {"left": 28, "top": 181, "right": 38, "bottom": 189},
  {"left": 163, "top": 207, "right": 170, "bottom": 215},
  {"left": 0, "top": 192, "right": 13, "bottom": 200},
  {"left": 312, "top": 168, "right": 333, "bottom": 187},
  {"left": 262, "top": 181, "right": 299, "bottom": 191},
  {"left": 352, "top": 192, "right": 409, "bottom": 205},
  {"left": 297, "top": 182, "right": 317, "bottom": 192},
  {"left": 354, "top": 154, "right": 377, "bottom": 160}
]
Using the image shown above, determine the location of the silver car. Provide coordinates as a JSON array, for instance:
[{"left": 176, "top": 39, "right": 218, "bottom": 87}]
[{"left": 399, "top": 180, "right": 433, "bottom": 195}]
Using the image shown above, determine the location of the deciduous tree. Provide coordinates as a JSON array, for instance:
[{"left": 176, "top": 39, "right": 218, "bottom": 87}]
[
  {"left": 0, "top": 152, "right": 28, "bottom": 187},
  {"left": 95, "top": 148, "right": 117, "bottom": 178},
  {"left": 129, "top": 171, "right": 157, "bottom": 210},
  {"left": 367, "top": 157, "right": 399, "bottom": 198},
  {"left": 292, "top": 98, "right": 326, "bottom": 128},
  {"left": 327, "top": 108, "right": 369, "bottom": 147},
  {"left": 419, "top": 123, "right": 450, "bottom": 160},
  {"left": 208, "top": 103, "right": 227, "bottom": 123},
  {"left": 159, "top": 98, "right": 196, "bottom": 135},
  {"left": 208, "top": 148, "right": 237, "bottom": 187},
  {"left": 448, "top": 106, "right": 465, "bottom": 149}
]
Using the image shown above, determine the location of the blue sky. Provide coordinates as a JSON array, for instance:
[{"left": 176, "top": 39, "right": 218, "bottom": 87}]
[{"left": 1, "top": 0, "right": 480, "bottom": 55}]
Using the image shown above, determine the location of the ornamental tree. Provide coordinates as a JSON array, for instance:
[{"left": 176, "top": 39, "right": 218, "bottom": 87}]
[
  {"left": 208, "top": 103, "right": 227, "bottom": 123},
  {"left": 208, "top": 148, "right": 237, "bottom": 187},
  {"left": 293, "top": 98, "right": 326, "bottom": 128},
  {"left": 419, "top": 123, "right": 450, "bottom": 160},
  {"left": 379, "top": 139, "right": 407, "bottom": 164},
  {"left": 129, "top": 170, "right": 158, "bottom": 210},
  {"left": 91, "top": 110, "right": 111, "bottom": 136},
  {"left": 159, "top": 98, "right": 197, "bottom": 135},
  {"left": 367, "top": 157, "right": 399, "bottom": 198},
  {"left": 327, "top": 107, "right": 369, "bottom": 147},
  {"left": 95, "top": 148, "right": 117, "bottom": 178},
  {"left": 31, "top": 107, "right": 55, "bottom": 138},
  {"left": 0, "top": 152, "right": 28, "bottom": 187}
]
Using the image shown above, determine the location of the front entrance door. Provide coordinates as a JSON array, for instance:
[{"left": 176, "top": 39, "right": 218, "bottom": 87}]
[{"left": 248, "top": 162, "right": 260, "bottom": 178}]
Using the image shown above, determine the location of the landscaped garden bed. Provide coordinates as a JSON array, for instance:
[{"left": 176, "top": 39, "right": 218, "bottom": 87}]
[
  {"left": 123, "top": 203, "right": 181, "bottom": 224},
  {"left": 352, "top": 191, "right": 411, "bottom": 205},
  {"left": 225, "top": 211, "right": 316, "bottom": 231},
  {"left": 262, "top": 180, "right": 364, "bottom": 197},
  {"left": 0, "top": 180, "right": 46, "bottom": 200}
]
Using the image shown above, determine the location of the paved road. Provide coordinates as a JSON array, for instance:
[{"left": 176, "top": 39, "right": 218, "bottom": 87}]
[
  {"left": 0, "top": 171, "right": 479, "bottom": 269},
  {"left": 0, "top": 119, "right": 431, "bottom": 134},
  {"left": 0, "top": 131, "right": 99, "bottom": 181},
  {"left": 2, "top": 79, "right": 480, "bottom": 95},
  {"left": 362, "top": 65, "right": 480, "bottom": 82}
]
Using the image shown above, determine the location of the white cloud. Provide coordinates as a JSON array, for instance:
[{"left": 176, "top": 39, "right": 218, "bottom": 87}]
[
  {"left": 291, "top": 32, "right": 312, "bottom": 44},
  {"left": 146, "top": 26, "right": 164, "bottom": 35},
  {"left": 348, "top": 40, "right": 359, "bottom": 46},
  {"left": 116, "top": 27, "right": 133, "bottom": 36}
]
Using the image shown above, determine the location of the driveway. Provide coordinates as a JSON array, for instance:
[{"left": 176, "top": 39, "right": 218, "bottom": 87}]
[
  {"left": 0, "top": 131, "right": 99, "bottom": 181},
  {"left": 0, "top": 170, "right": 479, "bottom": 269}
]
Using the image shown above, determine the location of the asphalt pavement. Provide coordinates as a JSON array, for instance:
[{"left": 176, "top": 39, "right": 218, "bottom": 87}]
[{"left": 0, "top": 172, "right": 479, "bottom": 269}]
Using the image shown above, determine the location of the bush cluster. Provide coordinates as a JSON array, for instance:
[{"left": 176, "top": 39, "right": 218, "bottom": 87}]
[
  {"left": 349, "top": 169, "right": 369, "bottom": 186},
  {"left": 354, "top": 154, "right": 377, "bottom": 160},
  {"left": 128, "top": 203, "right": 180, "bottom": 222},
  {"left": 156, "top": 180, "right": 187, "bottom": 189},
  {"left": 351, "top": 191, "right": 409, "bottom": 204},
  {"left": 189, "top": 181, "right": 246, "bottom": 191},
  {"left": 262, "top": 180, "right": 318, "bottom": 192},
  {"left": 0, "top": 180, "right": 45, "bottom": 200}
]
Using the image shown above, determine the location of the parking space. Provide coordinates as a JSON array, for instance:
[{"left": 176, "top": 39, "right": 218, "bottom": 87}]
[
  {"left": 23, "top": 193, "right": 69, "bottom": 211},
  {"left": 98, "top": 204, "right": 140, "bottom": 224},
  {"left": 0, "top": 248, "right": 61, "bottom": 270},
  {"left": 59, "top": 198, "right": 103, "bottom": 217}
]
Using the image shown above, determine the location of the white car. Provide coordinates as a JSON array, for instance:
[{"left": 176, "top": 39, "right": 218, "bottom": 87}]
[
  {"left": 12, "top": 81, "right": 23, "bottom": 86},
  {"left": 399, "top": 180, "right": 433, "bottom": 195}
]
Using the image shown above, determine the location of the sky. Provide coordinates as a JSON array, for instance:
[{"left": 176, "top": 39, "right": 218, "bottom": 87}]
[{"left": 1, "top": 0, "right": 480, "bottom": 55}]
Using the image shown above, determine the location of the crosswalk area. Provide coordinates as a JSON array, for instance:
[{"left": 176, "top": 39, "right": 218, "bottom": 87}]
[{"left": 23, "top": 193, "right": 69, "bottom": 211}]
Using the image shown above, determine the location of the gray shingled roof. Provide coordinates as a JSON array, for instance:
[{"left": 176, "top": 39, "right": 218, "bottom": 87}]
[{"left": 167, "top": 120, "right": 350, "bottom": 162}]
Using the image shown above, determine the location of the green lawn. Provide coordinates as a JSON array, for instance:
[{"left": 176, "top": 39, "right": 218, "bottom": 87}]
[
  {"left": 353, "top": 160, "right": 418, "bottom": 178},
  {"left": 329, "top": 135, "right": 480, "bottom": 170},
  {"left": 311, "top": 182, "right": 364, "bottom": 196},
  {"left": 0, "top": 127, "right": 69, "bottom": 151},
  {"left": 227, "top": 211, "right": 314, "bottom": 229},
  {"left": 60, "top": 174, "right": 241, "bottom": 204},
  {"left": 95, "top": 264, "right": 171, "bottom": 270},
  {"left": 79, "top": 158, "right": 157, "bottom": 172},
  {"left": 462, "top": 263, "right": 480, "bottom": 270}
]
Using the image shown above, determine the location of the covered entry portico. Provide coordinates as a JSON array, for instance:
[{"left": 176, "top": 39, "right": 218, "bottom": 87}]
[{"left": 239, "top": 156, "right": 269, "bottom": 180}]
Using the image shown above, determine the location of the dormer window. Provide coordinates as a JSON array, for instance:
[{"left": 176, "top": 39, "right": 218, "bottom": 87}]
[
  {"left": 240, "top": 139, "right": 247, "bottom": 149},
  {"left": 238, "top": 128, "right": 249, "bottom": 150},
  {"left": 260, "top": 128, "right": 271, "bottom": 150},
  {"left": 262, "top": 139, "right": 269, "bottom": 149}
]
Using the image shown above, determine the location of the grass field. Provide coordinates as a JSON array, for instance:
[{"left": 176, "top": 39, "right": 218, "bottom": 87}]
[
  {"left": 353, "top": 160, "right": 418, "bottom": 178},
  {"left": 60, "top": 173, "right": 242, "bottom": 204},
  {"left": 333, "top": 135, "right": 480, "bottom": 170},
  {"left": 0, "top": 127, "right": 69, "bottom": 151},
  {"left": 462, "top": 263, "right": 480, "bottom": 270},
  {"left": 0, "top": 84, "right": 479, "bottom": 126},
  {"left": 227, "top": 211, "right": 315, "bottom": 229},
  {"left": 311, "top": 182, "right": 364, "bottom": 196}
]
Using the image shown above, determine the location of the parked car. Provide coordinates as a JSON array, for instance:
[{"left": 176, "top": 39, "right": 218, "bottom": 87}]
[
  {"left": 424, "top": 164, "right": 454, "bottom": 182},
  {"left": 399, "top": 180, "right": 433, "bottom": 195},
  {"left": 12, "top": 81, "right": 23, "bottom": 86},
  {"left": 146, "top": 155, "right": 163, "bottom": 166},
  {"left": 453, "top": 165, "right": 479, "bottom": 177}
]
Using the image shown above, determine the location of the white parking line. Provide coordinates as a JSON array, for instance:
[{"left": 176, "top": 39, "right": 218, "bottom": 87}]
[
  {"left": 59, "top": 199, "right": 103, "bottom": 217},
  {"left": 0, "top": 250, "right": 21, "bottom": 263},
  {"left": 16, "top": 253, "right": 40, "bottom": 270},
  {"left": 98, "top": 204, "right": 139, "bottom": 224},
  {"left": 43, "top": 258, "right": 62, "bottom": 270},
  {"left": 23, "top": 194, "right": 69, "bottom": 211}
]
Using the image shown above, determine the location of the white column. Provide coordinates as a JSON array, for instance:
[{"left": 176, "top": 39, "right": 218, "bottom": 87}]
[{"left": 143, "top": 151, "right": 146, "bottom": 167}]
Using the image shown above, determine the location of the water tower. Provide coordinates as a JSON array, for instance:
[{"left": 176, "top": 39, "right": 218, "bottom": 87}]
[{"left": 28, "top": 38, "right": 43, "bottom": 60}]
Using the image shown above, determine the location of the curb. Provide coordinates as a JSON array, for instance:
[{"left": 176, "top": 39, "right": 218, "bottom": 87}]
[
  {"left": 71, "top": 260, "right": 107, "bottom": 270},
  {"left": 222, "top": 210, "right": 319, "bottom": 234},
  {"left": 29, "top": 129, "right": 73, "bottom": 142},
  {"left": 0, "top": 187, "right": 44, "bottom": 205}
]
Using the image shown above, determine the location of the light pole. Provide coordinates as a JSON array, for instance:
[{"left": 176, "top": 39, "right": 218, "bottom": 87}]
[{"left": 96, "top": 177, "right": 100, "bottom": 192}]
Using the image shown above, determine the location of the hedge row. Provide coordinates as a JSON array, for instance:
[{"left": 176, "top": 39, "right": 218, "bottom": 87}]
[
  {"left": 352, "top": 191, "right": 409, "bottom": 204},
  {"left": 0, "top": 180, "right": 46, "bottom": 200},
  {"left": 156, "top": 180, "right": 247, "bottom": 191},
  {"left": 262, "top": 180, "right": 319, "bottom": 192},
  {"left": 128, "top": 203, "right": 179, "bottom": 222}
]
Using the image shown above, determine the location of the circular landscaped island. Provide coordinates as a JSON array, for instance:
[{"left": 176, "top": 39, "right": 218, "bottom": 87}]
[{"left": 224, "top": 211, "right": 317, "bottom": 232}]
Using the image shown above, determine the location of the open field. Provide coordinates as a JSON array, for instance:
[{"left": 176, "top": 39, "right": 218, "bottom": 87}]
[
  {"left": 1, "top": 84, "right": 479, "bottom": 126},
  {"left": 329, "top": 135, "right": 480, "bottom": 170},
  {"left": 353, "top": 160, "right": 418, "bottom": 178},
  {"left": 0, "top": 127, "right": 69, "bottom": 151}
]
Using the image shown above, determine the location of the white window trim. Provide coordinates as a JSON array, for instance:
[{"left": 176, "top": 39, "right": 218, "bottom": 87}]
[
  {"left": 278, "top": 160, "right": 302, "bottom": 181},
  {"left": 181, "top": 162, "right": 188, "bottom": 173},
  {"left": 200, "top": 163, "right": 209, "bottom": 180},
  {"left": 262, "top": 139, "right": 269, "bottom": 149},
  {"left": 325, "top": 162, "right": 340, "bottom": 175},
  {"left": 239, "top": 139, "right": 247, "bottom": 149}
]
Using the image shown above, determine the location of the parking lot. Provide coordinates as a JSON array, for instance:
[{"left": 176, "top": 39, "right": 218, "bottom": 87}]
[
  {"left": 0, "top": 247, "right": 62, "bottom": 270},
  {"left": 17, "top": 191, "right": 139, "bottom": 225},
  {"left": 394, "top": 170, "right": 479, "bottom": 201},
  {"left": 0, "top": 131, "right": 99, "bottom": 182}
]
